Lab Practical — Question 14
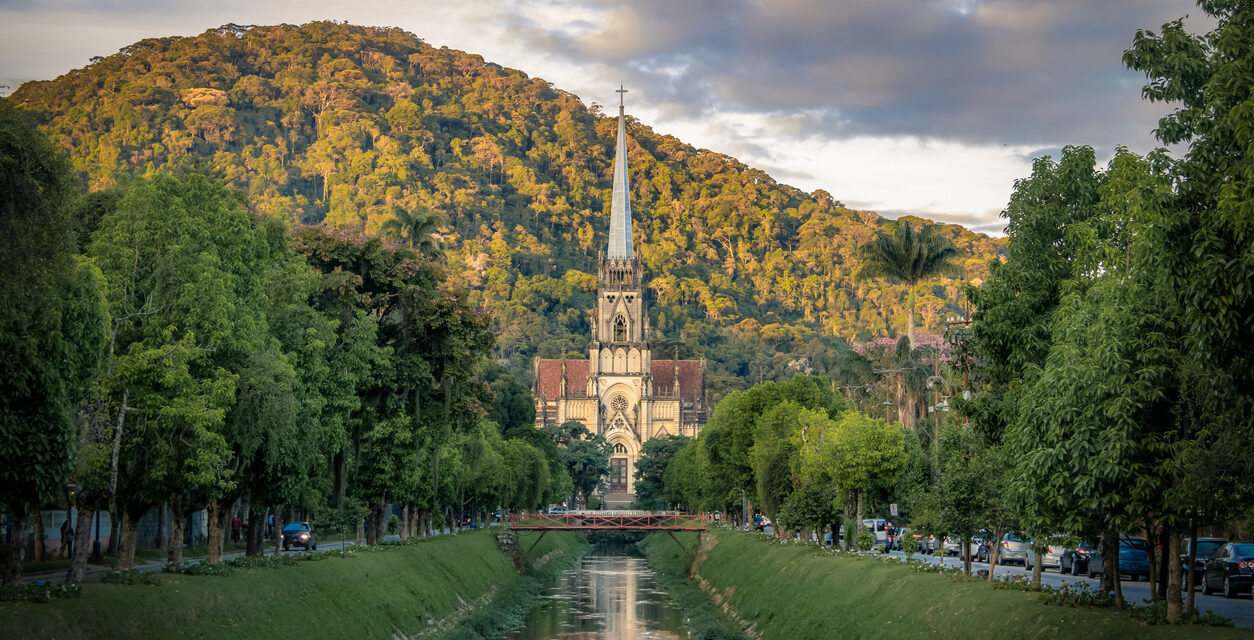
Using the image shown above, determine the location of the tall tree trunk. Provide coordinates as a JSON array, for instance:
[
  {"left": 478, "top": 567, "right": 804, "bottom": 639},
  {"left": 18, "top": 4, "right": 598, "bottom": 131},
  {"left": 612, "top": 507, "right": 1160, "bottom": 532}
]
[
  {"left": 907, "top": 284, "right": 916, "bottom": 348},
  {"left": 1157, "top": 527, "right": 1170, "bottom": 601},
  {"left": 116, "top": 509, "right": 138, "bottom": 570},
  {"left": 3, "top": 513, "right": 30, "bottom": 586},
  {"left": 67, "top": 504, "right": 94, "bottom": 583},
  {"left": 153, "top": 502, "right": 166, "bottom": 550},
  {"left": 167, "top": 495, "right": 185, "bottom": 566},
  {"left": 32, "top": 513, "right": 45, "bottom": 563},
  {"left": 106, "top": 387, "right": 129, "bottom": 559},
  {"left": 1166, "top": 534, "right": 1183, "bottom": 622},
  {"left": 273, "top": 508, "right": 285, "bottom": 555},
  {"left": 206, "top": 500, "right": 224, "bottom": 563},
  {"left": 106, "top": 505, "right": 121, "bottom": 556},
  {"left": 1146, "top": 523, "right": 1159, "bottom": 603},
  {"left": 987, "top": 527, "right": 1003, "bottom": 582},
  {"left": 1031, "top": 544, "right": 1044, "bottom": 589},
  {"left": 1187, "top": 521, "right": 1199, "bottom": 611},
  {"left": 962, "top": 536, "right": 972, "bottom": 575},
  {"left": 399, "top": 504, "right": 410, "bottom": 541},
  {"left": 246, "top": 505, "right": 265, "bottom": 557},
  {"left": 1100, "top": 530, "right": 1116, "bottom": 593}
]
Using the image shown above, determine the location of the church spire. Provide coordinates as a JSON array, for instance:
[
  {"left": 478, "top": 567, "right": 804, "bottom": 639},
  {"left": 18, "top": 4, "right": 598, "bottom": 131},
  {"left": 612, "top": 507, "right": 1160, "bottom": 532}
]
[{"left": 607, "top": 85, "right": 633, "bottom": 260}]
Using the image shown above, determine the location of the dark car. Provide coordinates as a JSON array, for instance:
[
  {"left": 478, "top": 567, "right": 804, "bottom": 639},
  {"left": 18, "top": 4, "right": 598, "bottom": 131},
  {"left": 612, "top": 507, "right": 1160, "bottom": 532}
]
[
  {"left": 281, "top": 521, "right": 317, "bottom": 551},
  {"left": 1181, "top": 537, "right": 1227, "bottom": 588},
  {"left": 1060, "top": 541, "right": 1099, "bottom": 576},
  {"left": 1201, "top": 542, "right": 1254, "bottom": 598},
  {"left": 1088, "top": 537, "right": 1151, "bottom": 581}
]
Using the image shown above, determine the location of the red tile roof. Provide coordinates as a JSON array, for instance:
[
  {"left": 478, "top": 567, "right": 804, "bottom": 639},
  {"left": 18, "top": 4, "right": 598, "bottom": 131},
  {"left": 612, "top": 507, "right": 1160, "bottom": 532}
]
[
  {"left": 651, "top": 359, "right": 703, "bottom": 402},
  {"left": 534, "top": 358, "right": 703, "bottom": 403},
  {"left": 534, "top": 359, "right": 590, "bottom": 399}
]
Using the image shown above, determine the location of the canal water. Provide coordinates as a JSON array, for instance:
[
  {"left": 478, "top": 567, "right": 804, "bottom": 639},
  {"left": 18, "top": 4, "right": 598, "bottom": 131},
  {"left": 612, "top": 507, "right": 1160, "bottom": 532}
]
[{"left": 506, "top": 542, "right": 688, "bottom": 639}]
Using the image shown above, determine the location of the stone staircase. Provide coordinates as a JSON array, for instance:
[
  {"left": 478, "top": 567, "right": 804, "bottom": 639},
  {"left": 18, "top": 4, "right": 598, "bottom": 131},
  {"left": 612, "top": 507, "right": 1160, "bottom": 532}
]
[{"left": 600, "top": 492, "right": 634, "bottom": 509}]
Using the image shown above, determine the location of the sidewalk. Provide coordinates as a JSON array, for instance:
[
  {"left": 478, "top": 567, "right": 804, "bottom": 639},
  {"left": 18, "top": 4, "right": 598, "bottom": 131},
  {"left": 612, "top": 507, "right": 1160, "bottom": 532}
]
[{"left": 18, "top": 528, "right": 470, "bottom": 585}]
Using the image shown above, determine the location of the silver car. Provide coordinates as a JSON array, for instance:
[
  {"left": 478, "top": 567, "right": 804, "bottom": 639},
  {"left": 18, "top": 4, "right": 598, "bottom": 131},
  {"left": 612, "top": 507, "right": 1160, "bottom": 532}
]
[
  {"left": 1026, "top": 544, "right": 1066, "bottom": 571},
  {"left": 994, "top": 533, "right": 1031, "bottom": 566}
]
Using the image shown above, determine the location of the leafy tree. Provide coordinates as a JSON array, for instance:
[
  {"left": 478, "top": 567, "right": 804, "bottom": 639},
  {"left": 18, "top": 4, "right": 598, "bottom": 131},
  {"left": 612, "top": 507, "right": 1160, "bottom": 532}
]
[
  {"left": 0, "top": 104, "right": 109, "bottom": 584},
  {"left": 795, "top": 409, "right": 906, "bottom": 541},
  {"left": 380, "top": 205, "right": 445, "bottom": 259},
  {"left": 855, "top": 221, "right": 964, "bottom": 347},
  {"left": 631, "top": 435, "right": 690, "bottom": 510}
]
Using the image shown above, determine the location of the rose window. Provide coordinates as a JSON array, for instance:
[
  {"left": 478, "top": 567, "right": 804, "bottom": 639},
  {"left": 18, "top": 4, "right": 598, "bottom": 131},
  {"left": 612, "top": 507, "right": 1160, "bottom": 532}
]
[{"left": 611, "top": 395, "right": 627, "bottom": 414}]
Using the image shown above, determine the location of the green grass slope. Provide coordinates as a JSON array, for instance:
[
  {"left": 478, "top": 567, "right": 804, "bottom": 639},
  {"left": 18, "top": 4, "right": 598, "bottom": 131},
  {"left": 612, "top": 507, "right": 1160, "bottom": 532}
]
[
  {"left": 644, "top": 529, "right": 1248, "bottom": 640},
  {"left": 0, "top": 530, "right": 580, "bottom": 640}
]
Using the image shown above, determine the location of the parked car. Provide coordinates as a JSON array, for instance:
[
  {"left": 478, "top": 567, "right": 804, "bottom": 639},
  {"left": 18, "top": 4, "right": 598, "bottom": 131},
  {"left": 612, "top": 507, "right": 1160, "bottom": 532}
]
[
  {"left": 862, "top": 518, "right": 891, "bottom": 545},
  {"left": 1089, "top": 537, "right": 1152, "bottom": 581},
  {"left": 1181, "top": 537, "right": 1227, "bottom": 588},
  {"left": 989, "top": 533, "right": 1031, "bottom": 566},
  {"left": 894, "top": 528, "right": 935, "bottom": 553},
  {"left": 281, "top": 521, "right": 317, "bottom": 551},
  {"left": 1201, "top": 542, "right": 1254, "bottom": 598},
  {"left": 1060, "top": 541, "right": 1099, "bottom": 576},
  {"left": 1026, "top": 543, "right": 1067, "bottom": 572},
  {"left": 943, "top": 536, "right": 980, "bottom": 558}
]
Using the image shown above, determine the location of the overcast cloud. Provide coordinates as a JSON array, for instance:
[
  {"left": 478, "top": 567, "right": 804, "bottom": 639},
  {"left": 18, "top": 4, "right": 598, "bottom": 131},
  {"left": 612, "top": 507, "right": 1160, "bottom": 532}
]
[{"left": 0, "top": 0, "right": 1214, "bottom": 235}]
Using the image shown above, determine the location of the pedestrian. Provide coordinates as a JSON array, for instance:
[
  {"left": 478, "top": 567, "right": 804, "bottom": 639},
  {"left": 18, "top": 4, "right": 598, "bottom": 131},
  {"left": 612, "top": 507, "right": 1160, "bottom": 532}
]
[
  {"left": 60, "top": 519, "right": 71, "bottom": 559},
  {"left": 231, "top": 514, "right": 242, "bottom": 543},
  {"left": 267, "top": 513, "right": 274, "bottom": 538}
]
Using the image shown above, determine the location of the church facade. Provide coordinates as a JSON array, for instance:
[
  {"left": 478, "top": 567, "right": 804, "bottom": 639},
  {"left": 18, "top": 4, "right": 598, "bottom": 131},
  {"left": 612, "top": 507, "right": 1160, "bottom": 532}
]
[{"left": 533, "top": 92, "right": 707, "bottom": 508}]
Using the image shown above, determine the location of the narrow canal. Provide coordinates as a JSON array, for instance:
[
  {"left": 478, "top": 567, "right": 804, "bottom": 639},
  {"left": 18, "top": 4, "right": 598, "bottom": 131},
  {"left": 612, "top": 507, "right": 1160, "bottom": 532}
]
[{"left": 506, "top": 541, "right": 688, "bottom": 639}]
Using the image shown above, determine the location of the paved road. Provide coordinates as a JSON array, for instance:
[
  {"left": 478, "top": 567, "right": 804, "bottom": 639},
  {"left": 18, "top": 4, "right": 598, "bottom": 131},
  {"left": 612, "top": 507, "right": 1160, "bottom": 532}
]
[
  {"left": 883, "top": 549, "right": 1254, "bottom": 628},
  {"left": 21, "top": 528, "right": 465, "bottom": 586}
]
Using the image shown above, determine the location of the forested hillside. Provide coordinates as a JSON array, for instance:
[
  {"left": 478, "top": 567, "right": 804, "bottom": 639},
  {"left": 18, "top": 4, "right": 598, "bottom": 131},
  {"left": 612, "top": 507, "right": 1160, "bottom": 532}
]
[{"left": 8, "top": 22, "right": 1004, "bottom": 393}]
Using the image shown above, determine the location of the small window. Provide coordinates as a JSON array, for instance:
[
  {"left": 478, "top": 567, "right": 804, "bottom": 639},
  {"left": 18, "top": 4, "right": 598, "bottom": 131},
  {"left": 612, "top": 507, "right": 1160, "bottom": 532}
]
[
  {"left": 614, "top": 315, "right": 627, "bottom": 341},
  {"left": 613, "top": 443, "right": 627, "bottom": 454}
]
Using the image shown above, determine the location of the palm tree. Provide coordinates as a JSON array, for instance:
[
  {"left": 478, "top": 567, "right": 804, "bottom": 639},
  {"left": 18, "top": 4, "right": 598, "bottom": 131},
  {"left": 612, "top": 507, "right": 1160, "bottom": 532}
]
[
  {"left": 380, "top": 205, "right": 445, "bottom": 259},
  {"left": 855, "top": 221, "right": 964, "bottom": 348}
]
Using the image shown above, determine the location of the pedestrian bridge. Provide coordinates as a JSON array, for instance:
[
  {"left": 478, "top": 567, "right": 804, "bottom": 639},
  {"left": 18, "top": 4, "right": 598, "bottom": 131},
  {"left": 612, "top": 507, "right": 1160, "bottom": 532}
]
[
  {"left": 507, "top": 512, "right": 706, "bottom": 552},
  {"left": 508, "top": 512, "right": 706, "bottom": 531}
]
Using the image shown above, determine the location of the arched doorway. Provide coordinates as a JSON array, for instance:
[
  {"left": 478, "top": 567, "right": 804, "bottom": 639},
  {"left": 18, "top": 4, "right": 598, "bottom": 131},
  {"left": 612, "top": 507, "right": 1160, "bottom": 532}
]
[{"left": 610, "top": 442, "right": 629, "bottom": 492}]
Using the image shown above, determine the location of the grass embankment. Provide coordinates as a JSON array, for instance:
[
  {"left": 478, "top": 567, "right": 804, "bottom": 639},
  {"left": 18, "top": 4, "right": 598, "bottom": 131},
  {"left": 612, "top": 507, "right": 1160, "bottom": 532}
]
[
  {"left": 639, "top": 534, "right": 749, "bottom": 640},
  {"left": 0, "top": 529, "right": 582, "bottom": 640},
  {"left": 646, "top": 528, "right": 1249, "bottom": 640}
]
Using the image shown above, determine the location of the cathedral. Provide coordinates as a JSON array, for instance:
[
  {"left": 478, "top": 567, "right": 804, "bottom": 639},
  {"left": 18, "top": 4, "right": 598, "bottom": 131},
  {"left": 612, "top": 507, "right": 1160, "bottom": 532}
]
[{"left": 533, "top": 90, "right": 707, "bottom": 508}]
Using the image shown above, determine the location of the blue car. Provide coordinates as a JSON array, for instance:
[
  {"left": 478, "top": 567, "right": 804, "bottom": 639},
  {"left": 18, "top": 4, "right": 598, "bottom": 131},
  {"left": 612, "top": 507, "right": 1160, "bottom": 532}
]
[{"left": 1088, "top": 537, "right": 1151, "bottom": 581}]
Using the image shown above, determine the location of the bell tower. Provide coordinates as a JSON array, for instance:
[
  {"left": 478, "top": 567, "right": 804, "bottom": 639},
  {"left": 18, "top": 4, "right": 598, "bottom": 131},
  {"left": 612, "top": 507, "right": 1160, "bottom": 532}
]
[{"left": 589, "top": 86, "right": 651, "bottom": 460}]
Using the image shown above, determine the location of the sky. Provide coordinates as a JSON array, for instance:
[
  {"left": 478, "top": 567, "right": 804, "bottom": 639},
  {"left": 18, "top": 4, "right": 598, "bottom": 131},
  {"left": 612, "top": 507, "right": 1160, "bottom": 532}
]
[{"left": 0, "top": 0, "right": 1214, "bottom": 235}]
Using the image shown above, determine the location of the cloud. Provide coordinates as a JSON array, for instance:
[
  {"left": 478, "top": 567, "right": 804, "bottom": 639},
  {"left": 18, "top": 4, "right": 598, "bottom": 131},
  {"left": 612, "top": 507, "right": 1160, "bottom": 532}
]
[{"left": 511, "top": 0, "right": 1205, "bottom": 149}]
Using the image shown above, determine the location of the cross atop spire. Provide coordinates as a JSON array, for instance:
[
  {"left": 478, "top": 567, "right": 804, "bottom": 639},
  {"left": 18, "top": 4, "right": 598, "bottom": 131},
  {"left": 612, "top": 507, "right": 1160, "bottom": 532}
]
[{"left": 606, "top": 85, "right": 633, "bottom": 260}]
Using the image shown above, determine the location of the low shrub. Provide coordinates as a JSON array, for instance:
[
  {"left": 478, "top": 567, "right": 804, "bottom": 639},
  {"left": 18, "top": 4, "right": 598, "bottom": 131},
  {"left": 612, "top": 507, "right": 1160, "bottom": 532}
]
[
  {"left": 162, "top": 561, "right": 233, "bottom": 576},
  {"left": 855, "top": 530, "right": 875, "bottom": 551},
  {"left": 101, "top": 569, "right": 161, "bottom": 586},
  {"left": 0, "top": 581, "right": 83, "bottom": 602},
  {"left": 1036, "top": 582, "right": 1115, "bottom": 609},
  {"left": 226, "top": 554, "right": 298, "bottom": 569},
  {"left": 1127, "top": 601, "right": 1232, "bottom": 627}
]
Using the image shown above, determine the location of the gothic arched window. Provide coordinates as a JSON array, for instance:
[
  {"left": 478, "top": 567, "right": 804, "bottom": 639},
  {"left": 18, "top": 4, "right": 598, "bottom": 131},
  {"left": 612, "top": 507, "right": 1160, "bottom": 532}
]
[
  {"left": 613, "top": 443, "right": 627, "bottom": 454},
  {"left": 611, "top": 395, "right": 627, "bottom": 415},
  {"left": 614, "top": 314, "right": 627, "bottom": 341}
]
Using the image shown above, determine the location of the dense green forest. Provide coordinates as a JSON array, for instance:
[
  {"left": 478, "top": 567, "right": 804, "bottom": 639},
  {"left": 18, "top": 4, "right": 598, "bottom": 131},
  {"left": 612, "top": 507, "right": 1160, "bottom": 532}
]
[{"left": 7, "top": 21, "right": 1003, "bottom": 394}]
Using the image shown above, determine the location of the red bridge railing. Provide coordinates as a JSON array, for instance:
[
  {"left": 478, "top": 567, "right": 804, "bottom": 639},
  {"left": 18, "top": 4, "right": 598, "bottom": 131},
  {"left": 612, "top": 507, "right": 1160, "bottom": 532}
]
[{"left": 509, "top": 512, "right": 706, "bottom": 531}]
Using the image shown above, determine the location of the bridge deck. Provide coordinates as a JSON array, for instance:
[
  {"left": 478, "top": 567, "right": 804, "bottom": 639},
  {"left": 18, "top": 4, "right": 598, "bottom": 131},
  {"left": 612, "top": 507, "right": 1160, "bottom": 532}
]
[{"left": 508, "top": 513, "right": 706, "bottom": 531}]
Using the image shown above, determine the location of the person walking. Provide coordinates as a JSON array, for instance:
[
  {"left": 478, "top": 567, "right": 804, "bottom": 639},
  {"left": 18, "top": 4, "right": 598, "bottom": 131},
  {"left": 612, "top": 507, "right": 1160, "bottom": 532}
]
[{"left": 231, "top": 514, "right": 242, "bottom": 543}]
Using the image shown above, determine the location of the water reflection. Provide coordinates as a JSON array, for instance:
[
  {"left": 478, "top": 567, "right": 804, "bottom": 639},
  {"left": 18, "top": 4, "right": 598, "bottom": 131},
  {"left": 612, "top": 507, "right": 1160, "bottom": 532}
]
[{"left": 507, "top": 543, "right": 687, "bottom": 640}]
